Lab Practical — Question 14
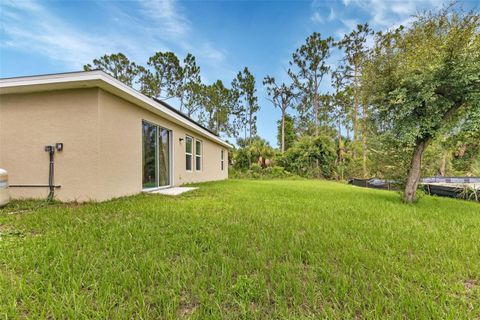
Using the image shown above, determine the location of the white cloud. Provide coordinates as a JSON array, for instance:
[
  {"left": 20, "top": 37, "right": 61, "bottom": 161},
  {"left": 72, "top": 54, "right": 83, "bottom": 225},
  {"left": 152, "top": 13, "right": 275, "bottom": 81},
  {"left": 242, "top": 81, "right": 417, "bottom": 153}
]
[
  {"left": 198, "top": 44, "right": 226, "bottom": 62},
  {"left": 342, "top": 0, "right": 359, "bottom": 7},
  {"left": 341, "top": 18, "right": 359, "bottom": 30},
  {"left": 138, "top": 0, "right": 190, "bottom": 37},
  {"left": 0, "top": 0, "right": 127, "bottom": 69},
  {"left": 333, "top": 18, "right": 359, "bottom": 39},
  {"left": 311, "top": 11, "right": 324, "bottom": 23},
  {"left": 0, "top": 0, "right": 229, "bottom": 76},
  {"left": 330, "top": 0, "right": 445, "bottom": 42},
  {"left": 340, "top": 0, "right": 443, "bottom": 29},
  {"left": 328, "top": 7, "right": 337, "bottom": 21},
  {"left": 311, "top": 7, "right": 337, "bottom": 24},
  {"left": 391, "top": 1, "right": 416, "bottom": 15}
]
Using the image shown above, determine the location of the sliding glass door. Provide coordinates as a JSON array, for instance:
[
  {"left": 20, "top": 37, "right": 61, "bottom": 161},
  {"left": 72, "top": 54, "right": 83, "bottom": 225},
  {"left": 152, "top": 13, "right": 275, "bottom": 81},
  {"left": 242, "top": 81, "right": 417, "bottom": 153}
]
[
  {"left": 142, "top": 121, "right": 171, "bottom": 189},
  {"left": 158, "top": 128, "right": 170, "bottom": 187},
  {"left": 142, "top": 122, "right": 157, "bottom": 188}
]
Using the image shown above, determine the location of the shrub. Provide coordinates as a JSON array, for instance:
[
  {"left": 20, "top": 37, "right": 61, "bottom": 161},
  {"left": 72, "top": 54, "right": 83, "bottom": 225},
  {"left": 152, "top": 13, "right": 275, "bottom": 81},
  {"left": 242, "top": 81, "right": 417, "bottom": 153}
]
[
  {"left": 279, "top": 135, "right": 336, "bottom": 179},
  {"left": 233, "top": 136, "right": 275, "bottom": 170},
  {"left": 229, "top": 165, "right": 296, "bottom": 180}
]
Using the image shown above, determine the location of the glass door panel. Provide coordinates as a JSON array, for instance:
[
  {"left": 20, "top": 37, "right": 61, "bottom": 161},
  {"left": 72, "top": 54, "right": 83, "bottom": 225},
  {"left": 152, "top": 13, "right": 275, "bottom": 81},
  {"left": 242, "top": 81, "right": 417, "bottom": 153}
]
[
  {"left": 142, "top": 121, "right": 158, "bottom": 188},
  {"left": 158, "top": 128, "right": 170, "bottom": 186}
]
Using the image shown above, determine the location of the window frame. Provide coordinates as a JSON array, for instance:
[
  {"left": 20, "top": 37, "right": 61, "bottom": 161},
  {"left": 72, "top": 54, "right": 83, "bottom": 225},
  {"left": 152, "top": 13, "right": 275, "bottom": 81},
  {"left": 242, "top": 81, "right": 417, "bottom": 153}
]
[
  {"left": 185, "top": 135, "right": 193, "bottom": 172},
  {"left": 221, "top": 149, "right": 225, "bottom": 171},
  {"left": 195, "top": 139, "right": 203, "bottom": 172},
  {"left": 142, "top": 119, "right": 172, "bottom": 190},
  {"left": 142, "top": 120, "right": 158, "bottom": 189}
]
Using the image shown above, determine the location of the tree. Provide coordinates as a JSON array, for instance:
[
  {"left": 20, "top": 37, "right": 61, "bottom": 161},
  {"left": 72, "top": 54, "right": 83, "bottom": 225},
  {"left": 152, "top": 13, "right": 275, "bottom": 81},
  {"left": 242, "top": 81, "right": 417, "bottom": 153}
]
[
  {"left": 288, "top": 32, "right": 333, "bottom": 136},
  {"left": 263, "top": 76, "right": 296, "bottom": 153},
  {"left": 277, "top": 114, "right": 296, "bottom": 152},
  {"left": 317, "top": 93, "right": 334, "bottom": 135},
  {"left": 234, "top": 136, "right": 274, "bottom": 169},
  {"left": 279, "top": 135, "right": 336, "bottom": 179},
  {"left": 199, "top": 80, "right": 233, "bottom": 135},
  {"left": 177, "top": 53, "right": 202, "bottom": 116},
  {"left": 232, "top": 67, "right": 260, "bottom": 141},
  {"left": 140, "top": 51, "right": 182, "bottom": 99},
  {"left": 331, "top": 86, "right": 353, "bottom": 170},
  {"left": 363, "top": 6, "right": 480, "bottom": 202},
  {"left": 84, "top": 53, "right": 139, "bottom": 86},
  {"left": 335, "top": 23, "right": 373, "bottom": 177},
  {"left": 444, "top": 110, "right": 480, "bottom": 175},
  {"left": 181, "top": 82, "right": 203, "bottom": 118}
]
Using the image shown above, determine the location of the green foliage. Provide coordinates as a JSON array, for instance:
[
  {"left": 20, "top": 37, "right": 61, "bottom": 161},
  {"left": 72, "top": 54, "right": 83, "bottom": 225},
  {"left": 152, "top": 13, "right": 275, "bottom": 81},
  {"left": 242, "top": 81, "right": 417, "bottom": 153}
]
[
  {"left": 230, "top": 165, "right": 295, "bottom": 180},
  {"left": 451, "top": 142, "right": 480, "bottom": 174},
  {"left": 279, "top": 135, "right": 336, "bottom": 178},
  {"left": 231, "top": 67, "right": 260, "bottom": 139},
  {"left": 233, "top": 136, "right": 274, "bottom": 170},
  {"left": 198, "top": 80, "right": 234, "bottom": 135},
  {"left": 263, "top": 75, "right": 296, "bottom": 152},
  {"left": 361, "top": 6, "right": 480, "bottom": 201},
  {"left": 471, "top": 158, "right": 480, "bottom": 176},
  {"left": 364, "top": 8, "right": 480, "bottom": 149},
  {"left": 178, "top": 53, "right": 202, "bottom": 117},
  {"left": 83, "top": 53, "right": 139, "bottom": 86},
  {"left": 277, "top": 114, "right": 296, "bottom": 151},
  {"left": 288, "top": 32, "right": 334, "bottom": 136},
  {"left": 141, "top": 51, "right": 182, "bottom": 99}
]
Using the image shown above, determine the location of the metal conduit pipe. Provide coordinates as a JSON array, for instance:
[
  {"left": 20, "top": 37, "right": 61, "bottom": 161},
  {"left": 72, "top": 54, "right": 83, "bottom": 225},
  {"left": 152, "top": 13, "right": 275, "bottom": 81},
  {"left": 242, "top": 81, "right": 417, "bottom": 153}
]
[{"left": 9, "top": 143, "right": 63, "bottom": 201}]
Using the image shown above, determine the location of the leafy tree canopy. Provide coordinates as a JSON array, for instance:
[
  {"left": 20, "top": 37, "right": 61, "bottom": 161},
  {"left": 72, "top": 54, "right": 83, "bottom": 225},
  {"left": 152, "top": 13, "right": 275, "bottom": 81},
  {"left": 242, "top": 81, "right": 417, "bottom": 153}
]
[
  {"left": 363, "top": 5, "right": 480, "bottom": 201},
  {"left": 84, "top": 53, "right": 139, "bottom": 86}
]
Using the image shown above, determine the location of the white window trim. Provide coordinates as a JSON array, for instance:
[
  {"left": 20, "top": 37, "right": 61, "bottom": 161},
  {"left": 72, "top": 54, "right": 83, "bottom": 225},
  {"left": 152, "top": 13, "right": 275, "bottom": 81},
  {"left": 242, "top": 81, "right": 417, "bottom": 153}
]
[
  {"left": 185, "top": 135, "right": 193, "bottom": 172},
  {"left": 195, "top": 139, "right": 203, "bottom": 172}
]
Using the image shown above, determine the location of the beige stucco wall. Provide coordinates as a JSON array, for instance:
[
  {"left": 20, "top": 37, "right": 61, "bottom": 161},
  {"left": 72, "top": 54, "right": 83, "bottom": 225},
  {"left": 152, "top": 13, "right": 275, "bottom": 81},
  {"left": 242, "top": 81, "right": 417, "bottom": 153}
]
[
  {"left": 0, "top": 88, "right": 101, "bottom": 201},
  {"left": 96, "top": 89, "right": 228, "bottom": 200},
  {"left": 0, "top": 88, "right": 228, "bottom": 202}
]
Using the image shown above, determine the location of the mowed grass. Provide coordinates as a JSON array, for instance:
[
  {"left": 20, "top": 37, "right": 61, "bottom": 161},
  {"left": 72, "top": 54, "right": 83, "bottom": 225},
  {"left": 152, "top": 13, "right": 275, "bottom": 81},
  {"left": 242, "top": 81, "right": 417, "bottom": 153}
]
[{"left": 1, "top": 180, "right": 479, "bottom": 319}]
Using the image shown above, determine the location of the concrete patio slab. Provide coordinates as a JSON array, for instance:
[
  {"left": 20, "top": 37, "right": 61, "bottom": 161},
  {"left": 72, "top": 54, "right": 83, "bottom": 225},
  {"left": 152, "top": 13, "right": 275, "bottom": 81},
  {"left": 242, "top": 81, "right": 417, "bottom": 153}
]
[{"left": 148, "top": 187, "right": 198, "bottom": 196}]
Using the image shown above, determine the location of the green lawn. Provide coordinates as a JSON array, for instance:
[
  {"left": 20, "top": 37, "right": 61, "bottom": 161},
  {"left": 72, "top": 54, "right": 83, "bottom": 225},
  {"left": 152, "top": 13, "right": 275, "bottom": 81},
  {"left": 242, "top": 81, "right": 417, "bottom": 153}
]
[{"left": 1, "top": 179, "right": 479, "bottom": 319}]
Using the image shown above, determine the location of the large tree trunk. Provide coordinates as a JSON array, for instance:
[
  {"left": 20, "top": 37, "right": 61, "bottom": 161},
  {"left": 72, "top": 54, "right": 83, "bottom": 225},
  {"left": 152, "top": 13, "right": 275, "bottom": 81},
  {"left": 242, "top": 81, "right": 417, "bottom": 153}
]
[
  {"left": 361, "top": 104, "right": 368, "bottom": 178},
  {"left": 337, "top": 122, "right": 342, "bottom": 164},
  {"left": 403, "top": 100, "right": 462, "bottom": 203},
  {"left": 438, "top": 150, "right": 449, "bottom": 176},
  {"left": 352, "top": 67, "right": 359, "bottom": 160},
  {"left": 314, "top": 78, "right": 320, "bottom": 137},
  {"left": 249, "top": 112, "right": 252, "bottom": 140},
  {"left": 404, "top": 138, "right": 430, "bottom": 203},
  {"left": 338, "top": 121, "right": 344, "bottom": 180}
]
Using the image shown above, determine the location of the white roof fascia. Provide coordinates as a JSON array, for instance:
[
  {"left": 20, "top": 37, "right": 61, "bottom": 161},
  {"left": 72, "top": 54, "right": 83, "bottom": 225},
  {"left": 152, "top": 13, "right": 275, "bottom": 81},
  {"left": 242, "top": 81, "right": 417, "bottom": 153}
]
[{"left": 0, "top": 71, "right": 232, "bottom": 148}]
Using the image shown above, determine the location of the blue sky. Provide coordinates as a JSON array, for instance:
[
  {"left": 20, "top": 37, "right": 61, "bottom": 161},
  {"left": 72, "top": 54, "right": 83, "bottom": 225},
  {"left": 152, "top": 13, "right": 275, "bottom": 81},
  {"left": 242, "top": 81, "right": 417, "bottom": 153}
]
[{"left": 0, "top": 0, "right": 472, "bottom": 146}]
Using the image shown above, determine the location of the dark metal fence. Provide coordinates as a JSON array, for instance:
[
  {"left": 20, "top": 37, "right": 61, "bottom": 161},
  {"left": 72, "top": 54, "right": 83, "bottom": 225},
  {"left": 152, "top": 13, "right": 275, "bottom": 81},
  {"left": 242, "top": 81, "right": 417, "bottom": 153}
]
[
  {"left": 347, "top": 178, "right": 400, "bottom": 190},
  {"left": 422, "top": 184, "right": 479, "bottom": 201},
  {"left": 348, "top": 177, "right": 480, "bottom": 202},
  {"left": 420, "top": 177, "right": 480, "bottom": 184}
]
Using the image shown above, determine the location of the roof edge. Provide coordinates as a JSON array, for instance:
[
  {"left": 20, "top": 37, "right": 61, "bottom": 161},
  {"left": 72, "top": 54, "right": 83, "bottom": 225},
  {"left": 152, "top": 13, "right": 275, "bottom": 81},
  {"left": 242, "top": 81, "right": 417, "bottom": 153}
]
[{"left": 0, "top": 70, "right": 232, "bottom": 148}]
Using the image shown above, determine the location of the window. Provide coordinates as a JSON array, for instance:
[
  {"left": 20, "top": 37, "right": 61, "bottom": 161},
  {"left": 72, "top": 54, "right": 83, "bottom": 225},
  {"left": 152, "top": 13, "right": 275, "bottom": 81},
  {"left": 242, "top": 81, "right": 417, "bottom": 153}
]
[
  {"left": 221, "top": 150, "right": 225, "bottom": 171},
  {"left": 158, "top": 128, "right": 170, "bottom": 186},
  {"left": 195, "top": 140, "right": 202, "bottom": 171},
  {"left": 185, "top": 136, "right": 193, "bottom": 171},
  {"left": 142, "top": 120, "right": 171, "bottom": 189},
  {"left": 142, "top": 122, "right": 158, "bottom": 188}
]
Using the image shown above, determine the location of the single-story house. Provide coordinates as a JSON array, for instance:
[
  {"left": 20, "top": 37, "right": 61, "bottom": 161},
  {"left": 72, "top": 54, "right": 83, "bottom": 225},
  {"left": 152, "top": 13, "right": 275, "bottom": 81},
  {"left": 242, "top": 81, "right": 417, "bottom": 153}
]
[{"left": 0, "top": 71, "right": 230, "bottom": 202}]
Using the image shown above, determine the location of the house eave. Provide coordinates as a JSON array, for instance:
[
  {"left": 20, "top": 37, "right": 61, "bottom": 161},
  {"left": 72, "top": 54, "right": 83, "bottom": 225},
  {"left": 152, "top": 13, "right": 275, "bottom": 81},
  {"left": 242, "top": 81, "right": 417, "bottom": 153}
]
[{"left": 0, "top": 70, "right": 233, "bottom": 149}]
